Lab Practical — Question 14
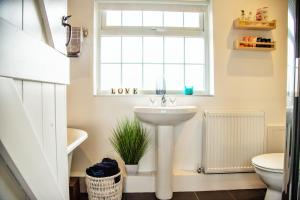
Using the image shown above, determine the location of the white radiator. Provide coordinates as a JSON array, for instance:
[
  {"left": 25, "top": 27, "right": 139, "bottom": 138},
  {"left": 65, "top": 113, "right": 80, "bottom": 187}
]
[{"left": 203, "top": 111, "right": 265, "bottom": 173}]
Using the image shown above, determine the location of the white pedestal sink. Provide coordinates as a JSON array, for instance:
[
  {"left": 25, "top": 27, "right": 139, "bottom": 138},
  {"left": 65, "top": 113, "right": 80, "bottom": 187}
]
[{"left": 134, "top": 106, "right": 197, "bottom": 200}]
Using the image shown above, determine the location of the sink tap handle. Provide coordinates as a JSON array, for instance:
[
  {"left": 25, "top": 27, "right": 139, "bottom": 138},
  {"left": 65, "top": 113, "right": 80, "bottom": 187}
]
[{"left": 161, "top": 94, "right": 167, "bottom": 106}]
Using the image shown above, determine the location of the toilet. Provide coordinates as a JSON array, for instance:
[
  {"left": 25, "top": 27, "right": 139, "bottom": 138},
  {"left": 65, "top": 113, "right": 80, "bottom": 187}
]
[{"left": 252, "top": 153, "right": 284, "bottom": 200}]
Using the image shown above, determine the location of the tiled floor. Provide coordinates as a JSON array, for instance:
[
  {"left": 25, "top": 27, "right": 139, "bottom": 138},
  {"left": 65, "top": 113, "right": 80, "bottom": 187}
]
[{"left": 80, "top": 189, "right": 266, "bottom": 200}]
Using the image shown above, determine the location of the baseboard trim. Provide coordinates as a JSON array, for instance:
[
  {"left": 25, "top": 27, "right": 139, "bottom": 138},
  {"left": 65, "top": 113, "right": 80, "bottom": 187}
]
[
  {"left": 75, "top": 170, "right": 266, "bottom": 193},
  {"left": 124, "top": 170, "right": 266, "bottom": 193}
]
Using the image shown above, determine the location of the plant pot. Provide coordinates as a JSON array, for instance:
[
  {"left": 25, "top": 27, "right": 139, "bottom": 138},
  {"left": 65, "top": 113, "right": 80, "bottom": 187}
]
[{"left": 125, "top": 164, "right": 138, "bottom": 175}]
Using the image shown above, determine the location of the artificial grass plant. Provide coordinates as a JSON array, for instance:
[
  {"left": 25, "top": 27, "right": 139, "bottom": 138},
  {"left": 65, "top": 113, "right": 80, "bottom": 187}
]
[{"left": 110, "top": 118, "right": 150, "bottom": 165}]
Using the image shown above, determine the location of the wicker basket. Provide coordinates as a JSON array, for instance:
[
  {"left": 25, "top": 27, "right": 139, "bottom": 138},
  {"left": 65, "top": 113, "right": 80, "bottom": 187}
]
[{"left": 85, "top": 171, "right": 122, "bottom": 200}]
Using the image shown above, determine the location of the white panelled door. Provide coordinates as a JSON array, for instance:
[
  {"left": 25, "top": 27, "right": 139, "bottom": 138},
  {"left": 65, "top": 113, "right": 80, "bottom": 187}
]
[
  {"left": 55, "top": 84, "right": 69, "bottom": 200},
  {"left": 23, "top": 81, "right": 44, "bottom": 147},
  {"left": 0, "top": 79, "right": 69, "bottom": 200},
  {"left": 42, "top": 83, "right": 57, "bottom": 178}
]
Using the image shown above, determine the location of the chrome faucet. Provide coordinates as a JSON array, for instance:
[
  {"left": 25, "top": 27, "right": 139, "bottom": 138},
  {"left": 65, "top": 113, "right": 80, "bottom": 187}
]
[{"left": 161, "top": 94, "right": 167, "bottom": 107}]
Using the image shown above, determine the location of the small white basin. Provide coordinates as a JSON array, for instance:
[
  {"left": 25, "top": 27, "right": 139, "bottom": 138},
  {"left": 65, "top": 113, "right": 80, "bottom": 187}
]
[
  {"left": 134, "top": 106, "right": 197, "bottom": 199},
  {"left": 67, "top": 128, "right": 88, "bottom": 177},
  {"left": 134, "top": 106, "right": 197, "bottom": 126}
]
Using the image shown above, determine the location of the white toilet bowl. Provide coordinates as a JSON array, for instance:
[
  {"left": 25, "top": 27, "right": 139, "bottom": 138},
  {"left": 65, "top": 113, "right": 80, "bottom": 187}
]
[{"left": 252, "top": 153, "right": 284, "bottom": 200}]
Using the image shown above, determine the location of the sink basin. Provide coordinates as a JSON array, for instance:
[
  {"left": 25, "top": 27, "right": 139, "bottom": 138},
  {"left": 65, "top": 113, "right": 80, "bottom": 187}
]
[
  {"left": 134, "top": 106, "right": 197, "bottom": 126},
  {"left": 134, "top": 105, "right": 197, "bottom": 200}
]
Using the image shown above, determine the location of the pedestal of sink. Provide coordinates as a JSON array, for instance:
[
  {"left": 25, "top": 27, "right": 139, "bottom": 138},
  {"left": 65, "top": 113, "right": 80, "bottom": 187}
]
[
  {"left": 134, "top": 106, "right": 197, "bottom": 200},
  {"left": 156, "top": 126, "right": 174, "bottom": 199}
]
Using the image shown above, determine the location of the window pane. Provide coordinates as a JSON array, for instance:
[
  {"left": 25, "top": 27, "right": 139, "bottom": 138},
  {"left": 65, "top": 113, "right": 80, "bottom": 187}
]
[
  {"left": 143, "top": 11, "right": 163, "bottom": 27},
  {"left": 165, "top": 64, "right": 184, "bottom": 90},
  {"left": 122, "top": 64, "right": 142, "bottom": 88},
  {"left": 184, "top": 12, "right": 200, "bottom": 28},
  {"left": 164, "top": 12, "right": 183, "bottom": 27},
  {"left": 185, "top": 37, "right": 205, "bottom": 64},
  {"left": 185, "top": 65, "right": 204, "bottom": 91},
  {"left": 101, "top": 64, "right": 121, "bottom": 90},
  {"left": 143, "top": 37, "right": 163, "bottom": 63},
  {"left": 99, "top": 8, "right": 207, "bottom": 93},
  {"left": 106, "top": 10, "right": 121, "bottom": 26},
  {"left": 164, "top": 37, "right": 184, "bottom": 63},
  {"left": 101, "top": 37, "right": 121, "bottom": 62},
  {"left": 122, "top": 11, "right": 142, "bottom": 26},
  {"left": 122, "top": 37, "right": 142, "bottom": 63},
  {"left": 143, "top": 64, "right": 163, "bottom": 90}
]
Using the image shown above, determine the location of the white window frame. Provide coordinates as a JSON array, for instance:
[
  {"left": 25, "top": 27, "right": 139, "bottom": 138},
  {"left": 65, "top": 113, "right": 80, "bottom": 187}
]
[{"left": 94, "top": 1, "right": 212, "bottom": 96}]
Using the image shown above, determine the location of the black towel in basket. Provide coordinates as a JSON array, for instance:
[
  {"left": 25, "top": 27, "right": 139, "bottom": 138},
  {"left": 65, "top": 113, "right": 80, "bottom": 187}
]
[{"left": 86, "top": 158, "right": 121, "bottom": 183}]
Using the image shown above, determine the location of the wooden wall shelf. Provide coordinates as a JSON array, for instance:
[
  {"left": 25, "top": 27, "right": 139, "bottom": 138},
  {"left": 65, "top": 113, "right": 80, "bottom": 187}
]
[
  {"left": 233, "top": 19, "right": 276, "bottom": 30},
  {"left": 234, "top": 40, "right": 276, "bottom": 51}
]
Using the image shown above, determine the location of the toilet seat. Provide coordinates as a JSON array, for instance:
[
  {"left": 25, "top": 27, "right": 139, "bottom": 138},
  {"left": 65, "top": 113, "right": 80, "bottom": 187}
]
[{"left": 252, "top": 153, "right": 284, "bottom": 173}]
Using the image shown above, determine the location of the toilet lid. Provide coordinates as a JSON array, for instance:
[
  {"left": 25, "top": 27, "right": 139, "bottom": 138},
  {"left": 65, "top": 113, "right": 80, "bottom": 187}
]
[{"left": 252, "top": 153, "right": 284, "bottom": 173}]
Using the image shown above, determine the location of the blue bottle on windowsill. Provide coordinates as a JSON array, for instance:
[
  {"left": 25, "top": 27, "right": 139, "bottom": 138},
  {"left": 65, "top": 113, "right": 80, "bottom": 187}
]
[{"left": 184, "top": 86, "right": 193, "bottom": 95}]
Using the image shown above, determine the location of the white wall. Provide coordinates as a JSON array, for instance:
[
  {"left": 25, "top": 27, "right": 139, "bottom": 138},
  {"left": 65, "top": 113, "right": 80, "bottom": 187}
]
[{"left": 67, "top": 0, "right": 287, "bottom": 175}]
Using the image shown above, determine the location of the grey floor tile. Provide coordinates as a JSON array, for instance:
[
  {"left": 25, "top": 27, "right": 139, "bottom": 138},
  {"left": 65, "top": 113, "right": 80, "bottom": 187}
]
[
  {"left": 228, "top": 189, "right": 266, "bottom": 200},
  {"left": 81, "top": 189, "right": 266, "bottom": 200},
  {"left": 196, "top": 191, "right": 233, "bottom": 200},
  {"left": 172, "top": 192, "right": 198, "bottom": 200},
  {"left": 123, "top": 193, "right": 157, "bottom": 200}
]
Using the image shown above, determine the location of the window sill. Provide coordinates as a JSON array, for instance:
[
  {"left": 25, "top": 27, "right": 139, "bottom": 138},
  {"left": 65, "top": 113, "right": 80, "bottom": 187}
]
[{"left": 94, "top": 92, "right": 214, "bottom": 97}]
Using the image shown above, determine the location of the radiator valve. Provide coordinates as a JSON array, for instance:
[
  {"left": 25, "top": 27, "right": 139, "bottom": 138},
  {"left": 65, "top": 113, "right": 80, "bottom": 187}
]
[{"left": 197, "top": 167, "right": 204, "bottom": 174}]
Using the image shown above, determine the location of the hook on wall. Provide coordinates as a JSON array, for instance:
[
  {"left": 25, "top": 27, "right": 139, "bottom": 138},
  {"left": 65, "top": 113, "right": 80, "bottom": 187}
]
[
  {"left": 61, "top": 15, "right": 72, "bottom": 46},
  {"left": 82, "top": 27, "right": 88, "bottom": 38}
]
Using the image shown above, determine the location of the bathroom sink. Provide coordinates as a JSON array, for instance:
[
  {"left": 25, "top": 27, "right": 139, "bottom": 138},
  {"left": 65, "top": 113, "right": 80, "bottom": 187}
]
[
  {"left": 134, "top": 105, "right": 197, "bottom": 199},
  {"left": 134, "top": 106, "right": 197, "bottom": 126}
]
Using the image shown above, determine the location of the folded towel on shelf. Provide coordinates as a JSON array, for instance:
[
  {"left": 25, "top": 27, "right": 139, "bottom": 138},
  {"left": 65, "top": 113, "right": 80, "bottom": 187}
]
[{"left": 86, "top": 158, "right": 120, "bottom": 182}]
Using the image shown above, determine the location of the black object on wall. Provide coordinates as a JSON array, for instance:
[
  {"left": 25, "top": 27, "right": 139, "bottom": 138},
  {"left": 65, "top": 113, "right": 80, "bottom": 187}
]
[{"left": 283, "top": 0, "right": 300, "bottom": 199}]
